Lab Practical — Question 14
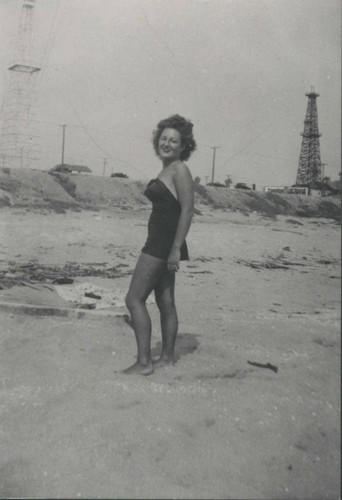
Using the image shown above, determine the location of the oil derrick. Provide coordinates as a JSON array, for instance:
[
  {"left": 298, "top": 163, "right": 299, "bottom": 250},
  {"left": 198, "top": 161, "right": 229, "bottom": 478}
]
[
  {"left": 0, "top": 0, "right": 41, "bottom": 169},
  {"left": 295, "top": 86, "right": 322, "bottom": 187}
]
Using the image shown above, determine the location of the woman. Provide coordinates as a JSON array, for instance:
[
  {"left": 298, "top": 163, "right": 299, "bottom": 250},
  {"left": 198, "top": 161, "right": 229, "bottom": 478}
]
[{"left": 124, "top": 114, "right": 196, "bottom": 375}]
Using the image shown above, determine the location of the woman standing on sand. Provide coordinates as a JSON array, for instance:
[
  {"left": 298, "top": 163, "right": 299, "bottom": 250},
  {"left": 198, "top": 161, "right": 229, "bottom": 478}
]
[{"left": 124, "top": 114, "right": 196, "bottom": 375}]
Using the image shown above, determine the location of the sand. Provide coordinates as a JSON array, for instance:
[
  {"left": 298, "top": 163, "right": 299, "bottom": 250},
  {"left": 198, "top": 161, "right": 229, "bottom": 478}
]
[{"left": 0, "top": 204, "right": 340, "bottom": 498}]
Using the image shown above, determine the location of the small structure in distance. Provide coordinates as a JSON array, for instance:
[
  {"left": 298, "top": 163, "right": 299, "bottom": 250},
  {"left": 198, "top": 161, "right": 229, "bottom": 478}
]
[
  {"left": 50, "top": 164, "right": 92, "bottom": 175},
  {"left": 234, "top": 182, "right": 251, "bottom": 190},
  {"left": 206, "top": 181, "right": 226, "bottom": 187},
  {"left": 264, "top": 186, "right": 309, "bottom": 196},
  {"left": 111, "top": 172, "right": 128, "bottom": 178}
]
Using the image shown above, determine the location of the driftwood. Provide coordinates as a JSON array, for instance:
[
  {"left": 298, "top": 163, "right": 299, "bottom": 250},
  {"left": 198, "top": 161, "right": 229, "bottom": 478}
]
[
  {"left": 247, "top": 360, "right": 278, "bottom": 373},
  {"left": 0, "top": 262, "right": 133, "bottom": 290}
]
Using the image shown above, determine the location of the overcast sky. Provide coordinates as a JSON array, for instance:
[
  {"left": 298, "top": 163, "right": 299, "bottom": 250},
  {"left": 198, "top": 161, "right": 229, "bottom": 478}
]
[{"left": 0, "top": 0, "right": 340, "bottom": 187}]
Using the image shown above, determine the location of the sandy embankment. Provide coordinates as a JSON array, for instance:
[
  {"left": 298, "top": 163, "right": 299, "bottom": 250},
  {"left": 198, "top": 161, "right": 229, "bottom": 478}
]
[
  {"left": 0, "top": 193, "right": 340, "bottom": 498},
  {"left": 0, "top": 166, "right": 340, "bottom": 219}
]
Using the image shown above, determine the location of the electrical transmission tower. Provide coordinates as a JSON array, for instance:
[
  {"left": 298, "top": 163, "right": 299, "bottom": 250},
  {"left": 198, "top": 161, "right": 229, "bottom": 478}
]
[
  {"left": 0, "top": 0, "right": 41, "bottom": 169},
  {"left": 295, "top": 86, "right": 322, "bottom": 187}
]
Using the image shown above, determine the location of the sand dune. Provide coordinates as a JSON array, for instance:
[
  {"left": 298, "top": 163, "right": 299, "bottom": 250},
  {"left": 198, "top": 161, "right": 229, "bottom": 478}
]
[{"left": 1, "top": 167, "right": 340, "bottom": 219}]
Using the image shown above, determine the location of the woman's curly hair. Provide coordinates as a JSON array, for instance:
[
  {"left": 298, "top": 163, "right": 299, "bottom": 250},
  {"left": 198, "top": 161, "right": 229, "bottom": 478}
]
[{"left": 152, "top": 114, "right": 197, "bottom": 161}]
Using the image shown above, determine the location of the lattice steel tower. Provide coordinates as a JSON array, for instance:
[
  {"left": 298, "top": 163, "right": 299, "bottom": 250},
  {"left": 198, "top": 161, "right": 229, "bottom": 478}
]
[
  {"left": 295, "top": 86, "right": 322, "bottom": 187},
  {"left": 0, "top": 0, "right": 41, "bottom": 169}
]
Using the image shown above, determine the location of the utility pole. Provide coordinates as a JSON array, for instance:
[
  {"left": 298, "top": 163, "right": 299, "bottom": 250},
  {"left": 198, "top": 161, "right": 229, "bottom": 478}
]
[
  {"left": 320, "top": 162, "right": 328, "bottom": 197},
  {"left": 61, "top": 124, "right": 67, "bottom": 165},
  {"left": 211, "top": 146, "right": 220, "bottom": 184},
  {"left": 320, "top": 162, "right": 327, "bottom": 181},
  {"left": 103, "top": 157, "right": 107, "bottom": 176}
]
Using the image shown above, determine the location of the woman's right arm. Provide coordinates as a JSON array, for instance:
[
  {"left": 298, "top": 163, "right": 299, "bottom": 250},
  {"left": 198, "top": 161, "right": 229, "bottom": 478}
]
[{"left": 167, "top": 163, "right": 194, "bottom": 270}]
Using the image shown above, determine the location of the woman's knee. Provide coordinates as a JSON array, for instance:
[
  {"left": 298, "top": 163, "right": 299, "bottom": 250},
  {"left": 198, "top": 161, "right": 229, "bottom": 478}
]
[
  {"left": 156, "top": 295, "right": 176, "bottom": 313},
  {"left": 125, "top": 291, "right": 146, "bottom": 311}
]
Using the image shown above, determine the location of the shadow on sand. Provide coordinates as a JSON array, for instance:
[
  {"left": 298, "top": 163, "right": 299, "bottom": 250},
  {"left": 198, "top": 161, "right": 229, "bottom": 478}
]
[{"left": 151, "top": 333, "right": 201, "bottom": 362}]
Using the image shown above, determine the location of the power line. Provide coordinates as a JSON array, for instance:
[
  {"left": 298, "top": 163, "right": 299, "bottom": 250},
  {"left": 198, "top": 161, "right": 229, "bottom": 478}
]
[
  {"left": 39, "top": 0, "right": 62, "bottom": 82},
  {"left": 67, "top": 99, "right": 147, "bottom": 177},
  {"left": 34, "top": 117, "right": 149, "bottom": 141},
  {"left": 220, "top": 123, "right": 274, "bottom": 169},
  {"left": 60, "top": 123, "right": 66, "bottom": 164},
  {"left": 139, "top": 5, "right": 176, "bottom": 59},
  {"left": 242, "top": 151, "right": 298, "bottom": 162}
]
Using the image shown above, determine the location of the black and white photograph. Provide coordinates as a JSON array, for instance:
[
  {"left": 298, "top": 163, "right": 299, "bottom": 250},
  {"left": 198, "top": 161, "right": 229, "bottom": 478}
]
[{"left": 0, "top": 0, "right": 340, "bottom": 498}]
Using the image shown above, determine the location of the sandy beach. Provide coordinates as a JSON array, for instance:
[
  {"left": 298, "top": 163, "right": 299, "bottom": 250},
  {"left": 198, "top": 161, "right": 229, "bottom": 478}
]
[
  {"left": 0, "top": 202, "right": 340, "bottom": 499},
  {"left": 0, "top": 0, "right": 340, "bottom": 495}
]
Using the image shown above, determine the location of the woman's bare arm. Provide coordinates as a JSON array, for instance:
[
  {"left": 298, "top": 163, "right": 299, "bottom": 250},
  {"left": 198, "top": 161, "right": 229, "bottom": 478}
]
[{"left": 168, "top": 163, "right": 194, "bottom": 265}]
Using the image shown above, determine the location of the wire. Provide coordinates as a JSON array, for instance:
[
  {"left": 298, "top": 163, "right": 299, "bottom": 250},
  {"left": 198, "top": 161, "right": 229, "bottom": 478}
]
[
  {"left": 33, "top": 115, "right": 149, "bottom": 143},
  {"left": 67, "top": 99, "right": 148, "bottom": 177},
  {"left": 220, "top": 123, "right": 274, "bottom": 169},
  {"left": 39, "top": 63, "right": 151, "bottom": 176},
  {"left": 139, "top": 4, "right": 176, "bottom": 59},
  {"left": 242, "top": 151, "right": 298, "bottom": 162},
  {"left": 39, "top": 0, "right": 62, "bottom": 81}
]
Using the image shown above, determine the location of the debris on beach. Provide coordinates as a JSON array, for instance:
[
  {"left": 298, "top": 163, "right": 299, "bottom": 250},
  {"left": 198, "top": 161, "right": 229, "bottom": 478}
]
[
  {"left": 236, "top": 254, "right": 338, "bottom": 271},
  {"left": 53, "top": 277, "right": 74, "bottom": 285},
  {"left": 247, "top": 360, "right": 278, "bottom": 373},
  {"left": 85, "top": 291, "right": 102, "bottom": 299},
  {"left": 0, "top": 261, "right": 133, "bottom": 290},
  {"left": 235, "top": 249, "right": 312, "bottom": 270},
  {"left": 237, "top": 259, "right": 290, "bottom": 270},
  {"left": 54, "top": 282, "right": 154, "bottom": 309}
]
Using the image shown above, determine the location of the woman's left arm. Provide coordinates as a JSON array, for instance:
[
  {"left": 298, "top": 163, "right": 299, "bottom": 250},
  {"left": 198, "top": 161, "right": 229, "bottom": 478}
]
[{"left": 167, "top": 164, "right": 194, "bottom": 270}]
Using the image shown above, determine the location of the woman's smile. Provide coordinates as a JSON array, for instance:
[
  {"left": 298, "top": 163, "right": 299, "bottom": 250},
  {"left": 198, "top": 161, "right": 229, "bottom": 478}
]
[{"left": 158, "top": 128, "right": 183, "bottom": 164}]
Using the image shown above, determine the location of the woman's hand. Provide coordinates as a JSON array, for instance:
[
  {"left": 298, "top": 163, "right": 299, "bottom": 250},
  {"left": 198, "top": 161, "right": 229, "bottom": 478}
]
[{"left": 167, "top": 247, "right": 181, "bottom": 272}]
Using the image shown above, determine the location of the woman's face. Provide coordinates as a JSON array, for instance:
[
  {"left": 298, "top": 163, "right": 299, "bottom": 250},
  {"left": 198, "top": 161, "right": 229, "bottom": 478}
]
[{"left": 158, "top": 128, "right": 183, "bottom": 163}]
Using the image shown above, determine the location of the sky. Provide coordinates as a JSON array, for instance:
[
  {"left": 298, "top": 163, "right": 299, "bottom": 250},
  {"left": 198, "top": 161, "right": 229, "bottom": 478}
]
[{"left": 0, "top": 0, "right": 340, "bottom": 188}]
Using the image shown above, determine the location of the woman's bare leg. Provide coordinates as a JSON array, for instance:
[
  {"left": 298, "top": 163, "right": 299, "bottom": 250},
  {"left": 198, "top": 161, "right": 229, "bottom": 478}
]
[
  {"left": 124, "top": 253, "right": 166, "bottom": 375},
  {"left": 154, "top": 270, "right": 178, "bottom": 366}
]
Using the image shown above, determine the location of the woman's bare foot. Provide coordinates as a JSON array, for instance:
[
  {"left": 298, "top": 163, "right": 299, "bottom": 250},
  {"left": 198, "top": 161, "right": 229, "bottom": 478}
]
[
  {"left": 122, "top": 361, "right": 154, "bottom": 376},
  {"left": 152, "top": 356, "right": 175, "bottom": 368}
]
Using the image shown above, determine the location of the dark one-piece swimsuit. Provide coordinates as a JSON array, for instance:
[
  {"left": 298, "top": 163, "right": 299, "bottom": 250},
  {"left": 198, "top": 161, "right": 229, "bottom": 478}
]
[{"left": 141, "top": 178, "right": 189, "bottom": 261}]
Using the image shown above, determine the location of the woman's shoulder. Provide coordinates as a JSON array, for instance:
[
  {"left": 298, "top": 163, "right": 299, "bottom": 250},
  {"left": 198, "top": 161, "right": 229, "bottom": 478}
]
[{"left": 172, "top": 160, "right": 192, "bottom": 178}]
